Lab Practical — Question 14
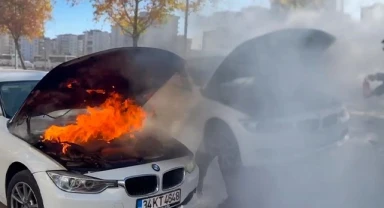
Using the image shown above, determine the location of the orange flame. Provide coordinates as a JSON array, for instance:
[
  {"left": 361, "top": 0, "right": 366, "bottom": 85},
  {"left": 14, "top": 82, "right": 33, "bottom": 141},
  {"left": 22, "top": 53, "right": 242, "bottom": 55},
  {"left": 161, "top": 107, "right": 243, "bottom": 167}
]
[
  {"left": 43, "top": 92, "right": 146, "bottom": 153},
  {"left": 66, "top": 79, "right": 79, "bottom": 89},
  {"left": 62, "top": 143, "right": 71, "bottom": 154},
  {"left": 86, "top": 89, "right": 106, "bottom": 94}
]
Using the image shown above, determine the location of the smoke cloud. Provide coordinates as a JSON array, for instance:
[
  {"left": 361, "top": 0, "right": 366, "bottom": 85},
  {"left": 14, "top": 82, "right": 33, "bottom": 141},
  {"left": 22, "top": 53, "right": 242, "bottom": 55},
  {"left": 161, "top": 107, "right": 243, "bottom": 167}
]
[{"left": 160, "top": 5, "right": 384, "bottom": 208}]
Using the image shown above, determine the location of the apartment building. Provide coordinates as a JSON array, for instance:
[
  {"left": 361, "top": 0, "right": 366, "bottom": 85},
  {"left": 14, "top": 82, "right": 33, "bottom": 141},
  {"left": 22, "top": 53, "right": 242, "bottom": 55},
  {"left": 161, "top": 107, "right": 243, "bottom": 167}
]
[{"left": 83, "top": 30, "right": 111, "bottom": 54}]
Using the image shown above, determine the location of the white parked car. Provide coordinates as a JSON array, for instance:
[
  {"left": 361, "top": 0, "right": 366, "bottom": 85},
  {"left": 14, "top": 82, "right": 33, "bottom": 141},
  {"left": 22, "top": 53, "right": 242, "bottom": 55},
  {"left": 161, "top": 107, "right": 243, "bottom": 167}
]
[
  {"left": 0, "top": 48, "right": 198, "bottom": 208},
  {"left": 180, "top": 28, "right": 350, "bottom": 206}
]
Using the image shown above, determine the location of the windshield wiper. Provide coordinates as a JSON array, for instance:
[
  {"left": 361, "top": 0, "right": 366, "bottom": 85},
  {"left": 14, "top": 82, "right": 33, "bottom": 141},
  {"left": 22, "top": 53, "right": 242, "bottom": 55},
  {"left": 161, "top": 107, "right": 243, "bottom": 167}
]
[{"left": 41, "top": 109, "right": 73, "bottom": 119}]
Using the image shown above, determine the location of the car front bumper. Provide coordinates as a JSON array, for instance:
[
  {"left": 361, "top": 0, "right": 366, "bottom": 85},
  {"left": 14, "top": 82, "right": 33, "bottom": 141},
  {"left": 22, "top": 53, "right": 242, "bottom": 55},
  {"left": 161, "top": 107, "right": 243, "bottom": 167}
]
[
  {"left": 32, "top": 166, "right": 199, "bottom": 208},
  {"left": 237, "top": 121, "right": 349, "bottom": 167}
]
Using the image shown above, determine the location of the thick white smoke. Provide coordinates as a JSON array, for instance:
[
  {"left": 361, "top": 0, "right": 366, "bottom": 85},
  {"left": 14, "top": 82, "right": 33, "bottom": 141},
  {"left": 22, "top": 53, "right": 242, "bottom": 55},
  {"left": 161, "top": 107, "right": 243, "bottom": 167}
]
[{"left": 179, "top": 6, "right": 384, "bottom": 208}]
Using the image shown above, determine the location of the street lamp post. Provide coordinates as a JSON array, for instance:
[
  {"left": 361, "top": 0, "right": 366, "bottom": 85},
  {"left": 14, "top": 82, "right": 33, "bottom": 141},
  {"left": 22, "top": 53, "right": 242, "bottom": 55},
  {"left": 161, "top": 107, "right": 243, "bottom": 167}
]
[
  {"left": 42, "top": 39, "right": 48, "bottom": 71},
  {"left": 14, "top": 50, "right": 18, "bottom": 69},
  {"left": 183, "top": 0, "right": 189, "bottom": 58},
  {"left": 44, "top": 48, "right": 47, "bottom": 70}
]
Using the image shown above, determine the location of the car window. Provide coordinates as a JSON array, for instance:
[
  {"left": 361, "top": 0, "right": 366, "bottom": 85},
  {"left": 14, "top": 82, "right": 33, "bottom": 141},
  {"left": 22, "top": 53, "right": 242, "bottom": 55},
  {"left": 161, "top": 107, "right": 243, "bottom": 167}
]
[{"left": 0, "top": 81, "right": 39, "bottom": 118}]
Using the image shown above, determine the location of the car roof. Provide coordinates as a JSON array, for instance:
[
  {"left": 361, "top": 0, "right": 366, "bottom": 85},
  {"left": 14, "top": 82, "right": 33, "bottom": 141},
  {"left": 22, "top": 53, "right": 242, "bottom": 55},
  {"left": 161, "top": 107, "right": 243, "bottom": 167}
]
[{"left": 0, "top": 69, "right": 47, "bottom": 82}]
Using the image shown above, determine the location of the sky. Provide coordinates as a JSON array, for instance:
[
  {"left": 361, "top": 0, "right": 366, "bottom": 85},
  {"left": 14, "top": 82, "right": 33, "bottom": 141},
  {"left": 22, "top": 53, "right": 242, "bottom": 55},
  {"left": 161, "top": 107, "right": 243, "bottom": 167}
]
[{"left": 45, "top": 0, "right": 384, "bottom": 38}]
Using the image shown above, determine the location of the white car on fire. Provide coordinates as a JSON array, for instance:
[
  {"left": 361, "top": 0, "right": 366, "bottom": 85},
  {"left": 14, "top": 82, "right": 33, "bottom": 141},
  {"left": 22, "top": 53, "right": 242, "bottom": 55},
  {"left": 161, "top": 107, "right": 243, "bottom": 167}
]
[{"left": 0, "top": 48, "right": 198, "bottom": 208}]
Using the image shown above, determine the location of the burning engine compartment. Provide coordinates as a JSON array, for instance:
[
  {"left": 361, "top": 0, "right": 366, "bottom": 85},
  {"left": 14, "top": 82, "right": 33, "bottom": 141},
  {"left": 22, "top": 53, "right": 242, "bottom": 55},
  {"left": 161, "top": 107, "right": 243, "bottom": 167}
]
[
  {"left": 7, "top": 47, "right": 193, "bottom": 173},
  {"left": 26, "top": 91, "right": 191, "bottom": 173},
  {"left": 34, "top": 131, "right": 191, "bottom": 173}
]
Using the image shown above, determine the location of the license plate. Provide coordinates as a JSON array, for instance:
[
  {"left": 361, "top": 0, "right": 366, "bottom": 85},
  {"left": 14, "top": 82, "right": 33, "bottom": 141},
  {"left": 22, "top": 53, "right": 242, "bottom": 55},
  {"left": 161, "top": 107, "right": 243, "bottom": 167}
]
[{"left": 136, "top": 189, "right": 181, "bottom": 208}]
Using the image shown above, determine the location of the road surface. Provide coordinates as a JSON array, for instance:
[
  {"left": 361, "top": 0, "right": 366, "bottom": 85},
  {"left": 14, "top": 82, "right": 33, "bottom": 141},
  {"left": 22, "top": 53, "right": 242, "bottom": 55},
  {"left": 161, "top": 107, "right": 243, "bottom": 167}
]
[{"left": 185, "top": 113, "right": 384, "bottom": 208}]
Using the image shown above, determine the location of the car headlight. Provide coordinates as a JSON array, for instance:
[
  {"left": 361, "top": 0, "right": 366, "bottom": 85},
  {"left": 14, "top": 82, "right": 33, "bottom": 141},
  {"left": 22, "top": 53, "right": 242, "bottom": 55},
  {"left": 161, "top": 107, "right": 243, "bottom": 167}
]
[
  {"left": 185, "top": 160, "right": 196, "bottom": 173},
  {"left": 46, "top": 170, "right": 118, "bottom": 194}
]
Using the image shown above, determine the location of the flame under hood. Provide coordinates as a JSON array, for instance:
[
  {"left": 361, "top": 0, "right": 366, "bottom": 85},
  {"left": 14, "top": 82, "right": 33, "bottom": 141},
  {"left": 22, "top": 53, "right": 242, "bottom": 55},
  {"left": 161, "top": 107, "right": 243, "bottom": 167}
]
[{"left": 7, "top": 47, "right": 192, "bottom": 173}]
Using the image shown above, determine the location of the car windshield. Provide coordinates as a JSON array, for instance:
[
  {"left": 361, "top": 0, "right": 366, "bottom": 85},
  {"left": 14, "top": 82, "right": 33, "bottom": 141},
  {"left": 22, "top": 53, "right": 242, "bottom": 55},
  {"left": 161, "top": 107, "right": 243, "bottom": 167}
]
[{"left": 0, "top": 81, "right": 38, "bottom": 118}]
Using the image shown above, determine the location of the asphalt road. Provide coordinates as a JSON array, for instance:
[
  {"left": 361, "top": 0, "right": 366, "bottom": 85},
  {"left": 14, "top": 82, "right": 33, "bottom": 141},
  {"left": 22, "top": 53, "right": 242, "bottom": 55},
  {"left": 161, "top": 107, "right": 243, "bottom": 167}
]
[{"left": 186, "top": 113, "right": 384, "bottom": 208}]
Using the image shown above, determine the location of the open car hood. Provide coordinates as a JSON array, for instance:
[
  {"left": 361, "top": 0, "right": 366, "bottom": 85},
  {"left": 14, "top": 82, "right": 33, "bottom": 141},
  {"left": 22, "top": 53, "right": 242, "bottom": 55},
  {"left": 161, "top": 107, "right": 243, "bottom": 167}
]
[
  {"left": 9, "top": 47, "right": 186, "bottom": 127},
  {"left": 203, "top": 28, "right": 338, "bottom": 117},
  {"left": 206, "top": 28, "right": 336, "bottom": 89},
  {"left": 6, "top": 47, "right": 192, "bottom": 172}
]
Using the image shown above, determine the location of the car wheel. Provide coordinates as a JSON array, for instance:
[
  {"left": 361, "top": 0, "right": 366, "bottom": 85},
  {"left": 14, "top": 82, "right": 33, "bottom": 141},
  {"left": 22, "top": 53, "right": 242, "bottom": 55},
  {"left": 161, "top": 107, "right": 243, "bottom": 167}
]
[
  {"left": 7, "top": 170, "right": 44, "bottom": 208},
  {"left": 204, "top": 120, "right": 241, "bottom": 171},
  {"left": 201, "top": 121, "right": 242, "bottom": 206}
]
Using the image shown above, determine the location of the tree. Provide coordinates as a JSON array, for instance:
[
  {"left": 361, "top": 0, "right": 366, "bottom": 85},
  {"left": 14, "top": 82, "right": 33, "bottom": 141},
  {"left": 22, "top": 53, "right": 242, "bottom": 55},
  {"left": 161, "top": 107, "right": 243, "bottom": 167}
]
[
  {"left": 0, "top": 0, "right": 52, "bottom": 69},
  {"left": 68, "top": 0, "right": 214, "bottom": 48},
  {"left": 270, "top": 0, "right": 325, "bottom": 10},
  {"left": 68, "top": 0, "right": 184, "bottom": 47}
]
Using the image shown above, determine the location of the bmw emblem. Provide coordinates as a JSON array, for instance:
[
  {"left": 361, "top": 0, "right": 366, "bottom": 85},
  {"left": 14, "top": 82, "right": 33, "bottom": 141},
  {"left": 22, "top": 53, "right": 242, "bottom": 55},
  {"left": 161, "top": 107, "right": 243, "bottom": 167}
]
[{"left": 152, "top": 164, "right": 160, "bottom": 172}]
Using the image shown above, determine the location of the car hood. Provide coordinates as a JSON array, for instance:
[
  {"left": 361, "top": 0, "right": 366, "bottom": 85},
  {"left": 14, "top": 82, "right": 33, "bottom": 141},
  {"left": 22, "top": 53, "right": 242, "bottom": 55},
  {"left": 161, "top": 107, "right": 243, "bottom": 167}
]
[
  {"left": 203, "top": 28, "right": 338, "bottom": 118},
  {"left": 9, "top": 47, "right": 186, "bottom": 127},
  {"left": 206, "top": 28, "right": 336, "bottom": 89}
]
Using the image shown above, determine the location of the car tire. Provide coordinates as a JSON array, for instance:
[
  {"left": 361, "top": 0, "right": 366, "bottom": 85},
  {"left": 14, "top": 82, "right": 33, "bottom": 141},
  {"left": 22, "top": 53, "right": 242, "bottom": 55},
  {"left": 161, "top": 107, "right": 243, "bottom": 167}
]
[
  {"left": 202, "top": 121, "right": 243, "bottom": 207},
  {"left": 204, "top": 120, "right": 241, "bottom": 171},
  {"left": 6, "top": 170, "right": 44, "bottom": 208},
  {"left": 195, "top": 119, "right": 242, "bottom": 200}
]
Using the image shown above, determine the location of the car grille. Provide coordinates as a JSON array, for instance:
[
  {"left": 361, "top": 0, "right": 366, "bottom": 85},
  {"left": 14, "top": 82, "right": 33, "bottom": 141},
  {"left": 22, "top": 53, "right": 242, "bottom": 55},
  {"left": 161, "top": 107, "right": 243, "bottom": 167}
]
[
  {"left": 322, "top": 113, "right": 338, "bottom": 128},
  {"left": 125, "top": 175, "right": 158, "bottom": 196},
  {"left": 162, "top": 168, "right": 185, "bottom": 190}
]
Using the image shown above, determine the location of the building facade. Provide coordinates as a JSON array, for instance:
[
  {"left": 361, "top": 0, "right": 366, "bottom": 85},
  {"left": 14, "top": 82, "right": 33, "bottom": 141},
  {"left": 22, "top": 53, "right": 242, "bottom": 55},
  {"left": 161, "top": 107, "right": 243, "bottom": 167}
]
[
  {"left": 77, "top": 35, "right": 85, "bottom": 56},
  {"left": 0, "top": 34, "right": 12, "bottom": 55},
  {"left": 111, "top": 25, "right": 133, "bottom": 48},
  {"left": 83, "top": 30, "right": 111, "bottom": 55},
  {"left": 361, "top": 3, "right": 384, "bottom": 22},
  {"left": 18, "top": 37, "right": 35, "bottom": 61},
  {"left": 270, "top": 0, "right": 341, "bottom": 12},
  {"left": 140, "top": 15, "right": 180, "bottom": 52},
  {"left": 57, "top": 34, "right": 79, "bottom": 56}
]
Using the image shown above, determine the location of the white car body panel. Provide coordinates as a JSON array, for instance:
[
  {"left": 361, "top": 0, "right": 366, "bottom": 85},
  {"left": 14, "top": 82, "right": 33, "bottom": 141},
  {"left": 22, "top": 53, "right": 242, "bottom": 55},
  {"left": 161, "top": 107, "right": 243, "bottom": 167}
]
[
  {"left": 180, "top": 90, "right": 349, "bottom": 167},
  {"left": 0, "top": 118, "right": 66, "bottom": 202}
]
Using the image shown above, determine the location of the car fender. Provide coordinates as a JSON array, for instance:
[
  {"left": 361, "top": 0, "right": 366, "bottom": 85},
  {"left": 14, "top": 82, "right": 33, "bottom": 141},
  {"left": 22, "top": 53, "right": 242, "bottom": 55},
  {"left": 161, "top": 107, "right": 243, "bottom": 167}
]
[
  {"left": 0, "top": 117, "right": 65, "bottom": 202},
  {"left": 179, "top": 95, "right": 248, "bottom": 157}
]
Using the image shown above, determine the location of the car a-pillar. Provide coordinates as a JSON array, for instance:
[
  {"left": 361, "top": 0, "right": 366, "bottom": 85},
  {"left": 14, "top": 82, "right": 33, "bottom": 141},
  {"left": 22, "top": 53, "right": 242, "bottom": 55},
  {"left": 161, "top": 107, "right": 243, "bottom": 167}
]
[{"left": 195, "top": 118, "right": 241, "bottom": 194}]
